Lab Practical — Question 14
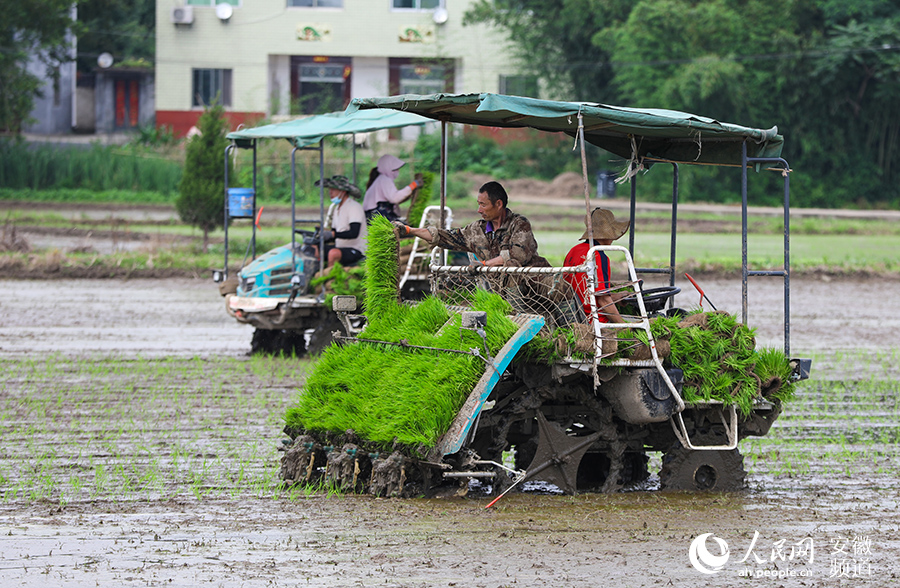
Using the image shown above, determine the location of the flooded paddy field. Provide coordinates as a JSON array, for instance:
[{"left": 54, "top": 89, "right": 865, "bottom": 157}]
[{"left": 0, "top": 277, "right": 899, "bottom": 587}]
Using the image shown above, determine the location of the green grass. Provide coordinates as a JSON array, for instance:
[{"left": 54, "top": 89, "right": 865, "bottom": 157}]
[
  {"left": 741, "top": 348, "right": 900, "bottom": 482},
  {"left": 3, "top": 191, "right": 899, "bottom": 277},
  {"left": 535, "top": 230, "right": 900, "bottom": 271},
  {"left": 0, "top": 141, "right": 182, "bottom": 193}
]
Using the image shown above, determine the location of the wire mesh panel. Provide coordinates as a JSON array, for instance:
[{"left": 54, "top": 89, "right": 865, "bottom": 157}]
[{"left": 427, "top": 248, "right": 658, "bottom": 362}]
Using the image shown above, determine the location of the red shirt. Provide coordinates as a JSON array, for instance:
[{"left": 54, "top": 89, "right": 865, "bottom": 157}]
[{"left": 564, "top": 241, "right": 612, "bottom": 322}]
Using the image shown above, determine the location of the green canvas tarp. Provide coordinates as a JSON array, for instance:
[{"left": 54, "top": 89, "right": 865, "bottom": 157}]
[
  {"left": 347, "top": 93, "right": 783, "bottom": 167},
  {"left": 226, "top": 108, "right": 431, "bottom": 148}
]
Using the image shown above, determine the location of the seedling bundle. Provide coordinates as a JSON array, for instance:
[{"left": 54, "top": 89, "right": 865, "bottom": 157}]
[{"left": 626, "top": 311, "right": 796, "bottom": 415}]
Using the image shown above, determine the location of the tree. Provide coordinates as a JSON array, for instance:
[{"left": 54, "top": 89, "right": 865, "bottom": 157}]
[
  {"left": 464, "top": 0, "right": 633, "bottom": 102},
  {"left": 464, "top": 0, "right": 900, "bottom": 208},
  {"left": 75, "top": 0, "right": 155, "bottom": 73},
  {"left": 177, "top": 102, "right": 230, "bottom": 251},
  {"left": 0, "top": 0, "right": 75, "bottom": 132}
]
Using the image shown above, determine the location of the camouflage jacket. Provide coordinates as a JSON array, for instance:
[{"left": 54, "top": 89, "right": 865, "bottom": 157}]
[{"left": 426, "top": 209, "right": 549, "bottom": 267}]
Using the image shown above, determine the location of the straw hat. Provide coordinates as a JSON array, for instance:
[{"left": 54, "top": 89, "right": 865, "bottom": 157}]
[
  {"left": 315, "top": 175, "right": 362, "bottom": 198},
  {"left": 581, "top": 208, "right": 630, "bottom": 240}
]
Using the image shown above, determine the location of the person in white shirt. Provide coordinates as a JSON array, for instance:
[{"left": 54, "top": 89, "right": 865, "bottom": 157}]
[{"left": 314, "top": 175, "right": 367, "bottom": 268}]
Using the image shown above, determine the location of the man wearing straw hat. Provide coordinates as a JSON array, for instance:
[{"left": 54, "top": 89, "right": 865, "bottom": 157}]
[
  {"left": 564, "top": 208, "right": 630, "bottom": 323},
  {"left": 314, "top": 175, "right": 367, "bottom": 270}
]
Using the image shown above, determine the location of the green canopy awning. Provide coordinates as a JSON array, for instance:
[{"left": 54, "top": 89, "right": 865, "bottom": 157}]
[
  {"left": 348, "top": 93, "right": 783, "bottom": 167},
  {"left": 226, "top": 108, "right": 431, "bottom": 148}
]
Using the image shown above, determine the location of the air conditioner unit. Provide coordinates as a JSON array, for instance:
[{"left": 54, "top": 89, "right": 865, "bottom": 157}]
[{"left": 171, "top": 6, "right": 194, "bottom": 25}]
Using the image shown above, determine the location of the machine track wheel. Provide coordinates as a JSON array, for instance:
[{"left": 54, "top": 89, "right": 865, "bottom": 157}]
[
  {"left": 251, "top": 328, "right": 306, "bottom": 356},
  {"left": 524, "top": 412, "right": 602, "bottom": 494},
  {"left": 306, "top": 314, "right": 343, "bottom": 356},
  {"left": 659, "top": 441, "right": 746, "bottom": 492},
  {"left": 622, "top": 452, "right": 650, "bottom": 485}
]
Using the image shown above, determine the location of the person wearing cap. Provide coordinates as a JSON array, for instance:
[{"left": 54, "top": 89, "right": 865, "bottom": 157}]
[
  {"left": 394, "top": 180, "right": 548, "bottom": 269},
  {"left": 363, "top": 154, "right": 423, "bottom": 222},
  {"left": 564, "top": 208, "right": 630, "bottom": 323},
  {"left": 314, "top": 175, "right": 367, "bottom": 269}
]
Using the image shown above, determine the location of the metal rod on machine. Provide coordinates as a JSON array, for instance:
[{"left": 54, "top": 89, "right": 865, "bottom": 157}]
[
  {"left": 628, "top": 165, "right": 637, "bottom": 258},
  {"left": 318, "top": 139, "right": 326, "bottom": 274},
  {"left": 744, "top": 156, "right": 792, "bottom": 356},
  {"left": 783, "top": 164, "right": 791, "bottom": 356},
  {"left": 577, "top": 111, "right": 594, "bottom": 247},
  {"left": 351, "top": 133, "right": 357, "bottom": 184}
]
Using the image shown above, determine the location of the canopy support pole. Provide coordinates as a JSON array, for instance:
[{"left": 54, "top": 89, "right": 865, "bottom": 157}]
[
  {"left": 351, "top": 133, "right": 357, "bottom": 184},
  {"left": 741, "top": 142, "right": 792, "bottom": 355},
  {"left": 251, "top": 141, "right": 258, "bottom": 259},
  {"left": 290, "top": 146, "right": 298, "bottom": 283},
  {"left": 223, "top": 144, "right": 235, "bottom": 279},
  {"left": 318, "top": 139, "right": 326, "bottom": 274},
  {"left": 628, "top": 165, "right": 637, "bottom": 258},
  {"left": 440, "top": 119, "right": 448, "bottom": 230},
  {"left": 577, "top": 112, "right": 593, "bottom": 247},
  {"left": 667, "top": 163, "right": 679, "bottom": 293}
]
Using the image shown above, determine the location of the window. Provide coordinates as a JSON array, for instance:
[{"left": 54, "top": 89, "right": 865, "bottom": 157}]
[
  {"left": 187, "top": 0, "right": 240, "bottom": 5},
  {"left": 287, "top": 0, "right": 343, "bottom": 6},
  {"left": 392, "top": 0, "right": 440, "bottom": 9},
  {"left": 499, "top": 75, "right": 539, "bottom": 98},
  {"left": 192, "top": 69, "right": 232, "bottom": 107},
  {"left": 389, "top": 59, "right": 454, "bottom": 96},
  {"left": 399, "top": 64, "right": 446, "bottom": 94},
  {"left": 290, "top": 56, "right": 351, "bottom": 114}
]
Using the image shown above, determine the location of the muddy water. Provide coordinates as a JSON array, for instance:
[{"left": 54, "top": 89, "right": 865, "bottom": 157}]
[
  {"left": 3, "top": 275, "right": 899, "bottom": 356},
  {"left": 1, "top": 277, "right": 899, "bottom": 587},
  {"left": 0, "top": 279, "right": 251, "bottom": 357}
]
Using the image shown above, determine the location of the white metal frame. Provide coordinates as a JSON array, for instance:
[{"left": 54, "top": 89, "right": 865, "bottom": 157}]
[{"left": 429, "top": 248, "right": 739, "bottom": 451}]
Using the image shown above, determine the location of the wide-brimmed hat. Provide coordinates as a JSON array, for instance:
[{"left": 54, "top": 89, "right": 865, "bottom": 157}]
[
  {"left": 315, "top": 175, "right": 361, "bottom": 198},
  {"left": 581, "top": 208, "right": 630, "bottom": 240}
]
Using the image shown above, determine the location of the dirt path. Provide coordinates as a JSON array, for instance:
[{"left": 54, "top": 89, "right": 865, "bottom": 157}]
[{"left": 1, "top": 277, "right": 898, "bottom": 587}]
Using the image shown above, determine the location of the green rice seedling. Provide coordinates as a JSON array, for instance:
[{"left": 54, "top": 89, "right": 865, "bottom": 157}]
[
  {"left": 310, "top": 263, "right": 368, "bottom": 308},
  {"left": 364, "top": 215, "right": 403, "bottom": 317},
  {"left": 406, "top": 171, "right": 435, "bottom": 228},
  {"left": 754, "top": 347, "right": 796, "bottom": 403}
]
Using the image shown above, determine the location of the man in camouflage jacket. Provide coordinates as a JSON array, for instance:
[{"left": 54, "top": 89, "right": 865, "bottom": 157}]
[{"left": 396, "top": 180, "right": 549, "bottom": 268}]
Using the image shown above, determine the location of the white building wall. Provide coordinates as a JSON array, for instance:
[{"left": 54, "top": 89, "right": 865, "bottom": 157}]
[
  {"left": 156, "top": 0, "right": 520, "bottom": 116},
  {"left": 268, "top": 55, "right": 291, "bottom": 116},
  {"left": 352, "top": 56, "right": 390, "bottom": 99}
]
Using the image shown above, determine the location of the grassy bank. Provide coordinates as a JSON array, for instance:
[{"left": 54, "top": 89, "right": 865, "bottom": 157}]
[{"left": 2, "top": 196, "right": 900, "bottom": 278}]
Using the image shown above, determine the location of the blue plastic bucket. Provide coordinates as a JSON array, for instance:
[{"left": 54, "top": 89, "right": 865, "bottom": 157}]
[{"left": 227, "top": 188, "right": 255, "bottom": 218}]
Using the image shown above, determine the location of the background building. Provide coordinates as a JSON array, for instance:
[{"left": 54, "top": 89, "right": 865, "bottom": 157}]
[{"left": 155, "top": 0, "right": 531, "bottom": 136}]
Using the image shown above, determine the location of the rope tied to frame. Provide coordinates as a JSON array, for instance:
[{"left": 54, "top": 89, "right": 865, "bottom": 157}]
[{"left": 615, "top": 135, "right": 645, "bottom": 184}]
